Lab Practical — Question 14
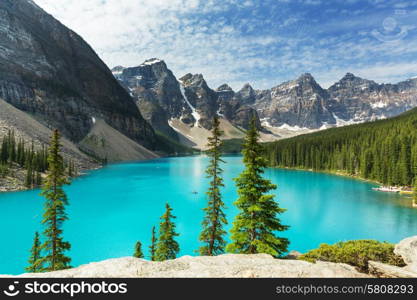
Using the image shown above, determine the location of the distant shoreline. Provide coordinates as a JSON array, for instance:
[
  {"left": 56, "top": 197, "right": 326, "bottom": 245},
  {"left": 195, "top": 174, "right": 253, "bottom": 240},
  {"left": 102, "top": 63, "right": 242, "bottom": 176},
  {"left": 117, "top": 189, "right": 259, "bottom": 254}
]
[{"left": 270, "top": 165, "right": 415, "bottom": 204}]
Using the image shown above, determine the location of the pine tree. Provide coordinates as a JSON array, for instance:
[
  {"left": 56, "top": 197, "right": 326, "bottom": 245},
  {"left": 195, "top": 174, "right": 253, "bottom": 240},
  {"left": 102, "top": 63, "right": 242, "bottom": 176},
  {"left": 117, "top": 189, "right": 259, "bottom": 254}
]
[
  {"left": 7, "top": 130, "right": 16, "bottom": 164},
  {"left": 68, "top": 160, "right": 74, "bottom": 177},
  {"left": 149, "top": 226, "right": 157, "bottom": 261},
  {"left": 36, "top": 171, "right": 42, "bottom": 186},
  {"left": 0, "top": 137, "right": 8, "bottom": 164},
  {"left": 414, "top": 177, "right": 417, "bottom": 206},
  {"left": 39, "top": 129, "right": 71, "bottom": 271},
  {"left": 25, "top": 163, "right": 33, "bottom": 188},
  {"left": 26, "top": 232, "right": 43, "bottom": 273},
  {"left": 155, "top": 203, "right": 179, "bottom": 261},
  {"left": 227, "top": 118, "right": 289, "bottom": 257},
  {"left": 199, "top": 116, "right": 227, "bottom": 256},
  {"left": 0, "top": 164, "right": 8, "bottom": 178},
  {"left": 133, "top": 241, "right": 144, "bottom": 258},
  {"left": 17, "top": 138, "right": 25, "bottom": 166}
]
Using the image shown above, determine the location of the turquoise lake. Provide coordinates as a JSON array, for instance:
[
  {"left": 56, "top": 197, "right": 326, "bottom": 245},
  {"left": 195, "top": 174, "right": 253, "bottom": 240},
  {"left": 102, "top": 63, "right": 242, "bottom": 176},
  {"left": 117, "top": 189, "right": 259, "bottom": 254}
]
[{"left": 1, "top": 155, "right": 417, "bottom": 274}]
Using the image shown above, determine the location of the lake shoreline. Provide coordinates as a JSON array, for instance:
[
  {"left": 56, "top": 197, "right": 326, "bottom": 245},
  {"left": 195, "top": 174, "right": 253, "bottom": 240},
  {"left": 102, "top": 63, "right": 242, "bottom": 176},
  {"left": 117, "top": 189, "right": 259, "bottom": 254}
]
[
  {"left": 0, "top": 162, "right": 101, "bottom": 193},
  {"left": 272, "top": 166, "right": 415, "bottom": 201},
  {"left": 0, "top": 153, "right": 192, "bottom": 193}
]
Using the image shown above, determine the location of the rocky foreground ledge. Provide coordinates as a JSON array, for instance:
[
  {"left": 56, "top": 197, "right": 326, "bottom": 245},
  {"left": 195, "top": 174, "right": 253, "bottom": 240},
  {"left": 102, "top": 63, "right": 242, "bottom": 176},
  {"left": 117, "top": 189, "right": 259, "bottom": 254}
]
[
  {"left": 4, "top": 236, "right": 416, "bottom": 278},
  {"left": 16, "top": 255, "right": 368, "bottom": 278}
]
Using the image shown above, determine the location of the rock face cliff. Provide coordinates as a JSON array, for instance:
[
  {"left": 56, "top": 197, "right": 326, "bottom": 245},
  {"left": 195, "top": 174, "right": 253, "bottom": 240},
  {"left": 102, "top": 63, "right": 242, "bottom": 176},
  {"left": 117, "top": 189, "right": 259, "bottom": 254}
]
[
  {"left": 253, "top": 73, "right": 335, "bottom": 129},
  {"left": 217, "top": 83, "right": 262, "bottom": 130},
  {"left": 113, "top": 60, "right": 258, "bottom": 148},
  {"left": 253, "top": 73, "right": 417, "bottom": 129},
  {"left": 113, "top": 59, "right": 184, "bottom": 140},
  {"left": 114, "top": 58, "right": 417, "bottom": 145},
  {"left": 0, "top": 0, "right": 157, "bottom": 159},
  {"left": 327, "top": 73, "right": 417, "bottom": 124}
]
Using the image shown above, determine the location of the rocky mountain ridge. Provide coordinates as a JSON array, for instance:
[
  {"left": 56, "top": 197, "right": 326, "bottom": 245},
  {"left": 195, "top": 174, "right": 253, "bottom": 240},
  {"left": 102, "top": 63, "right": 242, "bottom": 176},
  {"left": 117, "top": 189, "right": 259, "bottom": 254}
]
[
  {"left": 252, "top": 73, "right": 417, "bottom": 129},
  {"left": 327, "top": 73, "right": 417, "bottom": 125},
  {"left": 114, "top": 59, "right": 417, "bottom": 147},
  {"left": 254, "top": 72, "right": 417, "bottom": 130},
  {"left": 113, "top": 59, "right": 260, "bottom": 149}
]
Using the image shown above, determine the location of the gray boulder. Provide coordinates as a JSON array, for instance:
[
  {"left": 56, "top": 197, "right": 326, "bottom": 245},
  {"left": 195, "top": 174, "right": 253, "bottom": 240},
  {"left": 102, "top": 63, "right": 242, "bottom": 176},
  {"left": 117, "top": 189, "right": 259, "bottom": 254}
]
[
  {"left": 11, "top": 254, "right": 368, "bottom": 278},
  {"left": 395, "top": 236, "right": 417, "bottom": 273},
  {"left": 368, "top": 236, "right": 417, "bottom": 278}
]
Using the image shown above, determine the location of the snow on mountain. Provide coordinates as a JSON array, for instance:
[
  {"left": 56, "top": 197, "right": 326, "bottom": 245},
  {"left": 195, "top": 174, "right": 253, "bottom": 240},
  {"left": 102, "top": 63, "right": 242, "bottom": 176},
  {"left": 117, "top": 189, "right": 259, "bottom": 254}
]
[
  {"left": 278, "top": 124, "right": 310, "bottom": 131},
  {"left": 140, "top": 58, "right": 162, "bottom": 66},
  {"left": 370, "top": 101, "right": 388, "bottom": 109},
  {"left": 179, "top": 82, "right": 201, "bottom": 127}
]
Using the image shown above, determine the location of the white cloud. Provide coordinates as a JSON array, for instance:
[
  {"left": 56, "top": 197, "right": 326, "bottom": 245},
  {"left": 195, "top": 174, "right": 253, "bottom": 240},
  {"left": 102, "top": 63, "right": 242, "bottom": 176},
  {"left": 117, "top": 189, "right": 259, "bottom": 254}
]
[{"left": 33, "top": 0, "right": 417, "bottom": 91}]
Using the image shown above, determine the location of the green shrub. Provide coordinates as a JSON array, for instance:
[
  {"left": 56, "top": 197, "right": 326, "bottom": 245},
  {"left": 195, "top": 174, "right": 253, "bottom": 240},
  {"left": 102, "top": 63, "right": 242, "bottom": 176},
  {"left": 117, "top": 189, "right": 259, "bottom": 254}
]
[{"left": 299, "top": 240, "right": 405, "bottom": 272}]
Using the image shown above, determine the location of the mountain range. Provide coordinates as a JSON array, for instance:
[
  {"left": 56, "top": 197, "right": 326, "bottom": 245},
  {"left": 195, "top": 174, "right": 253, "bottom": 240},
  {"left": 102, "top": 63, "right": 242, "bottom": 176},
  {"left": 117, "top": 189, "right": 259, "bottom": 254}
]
[
  {"left": 113, "top": 60, "right": 417, "bottom": 148},
  {"left": 112, "top": 59, "right": 261, "bottom": 148},
  {"left": 1, "top": 0, "right": 417, "bottom": 165}
]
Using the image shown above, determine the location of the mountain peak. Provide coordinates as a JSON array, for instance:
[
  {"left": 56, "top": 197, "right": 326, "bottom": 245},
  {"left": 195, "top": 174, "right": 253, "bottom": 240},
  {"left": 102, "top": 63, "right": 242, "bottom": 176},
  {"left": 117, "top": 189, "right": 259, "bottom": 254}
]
[
  {"left": 236, "top": 83, "right": 256, "bottom": 105},
  {"left": 217, "top": 84, "right": 233, "bottom": 92},
  {"left": 111, "top": 65, "right": 125, "bottom": 72},
  {"left": 139, "top": 58, "right": 165, "bottom": 67},
  {"left": 330, "top": 72, "right": 377, "bottom": 89},
  {"left": 179, "top": 73, "right": 206, "bottom": 87},
  {"left": 295, "top": 73, "right": 321, "bottom": 88},
  {"left": 241, "top": 83, "right": 254, "bottom": 91},
  {"left": 342, "top": 72, "right": 358, "bottom": 81},
  {"left": 298, "top": 73, "right": 314, "bottom": 80}
]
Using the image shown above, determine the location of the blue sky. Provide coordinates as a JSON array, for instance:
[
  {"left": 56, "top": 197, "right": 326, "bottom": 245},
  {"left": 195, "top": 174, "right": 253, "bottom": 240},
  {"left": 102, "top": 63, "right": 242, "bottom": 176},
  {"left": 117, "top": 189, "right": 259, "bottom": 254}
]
[{"left": 34, "top": 0, "right": 417, "bottom": 90}]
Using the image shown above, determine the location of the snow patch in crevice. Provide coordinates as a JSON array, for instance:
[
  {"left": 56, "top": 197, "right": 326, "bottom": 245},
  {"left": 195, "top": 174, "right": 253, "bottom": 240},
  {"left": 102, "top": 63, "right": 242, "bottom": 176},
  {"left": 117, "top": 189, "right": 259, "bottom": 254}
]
[
  {"left": 261, "top": 118, "right": 311, "bottom": 131},
  {"left": 179, "top": 81, "right": 201, "bottom": 127},
  {"left": 370, "top": 101, "right": 388, "bottom": 109},
  {"left": 278, "top": 123, "right": 309, "bottom": 131},
  {"left": 320, "top": 122, "right": 330, "bottom": 130},
  {"left": 140, "top": 58, "right": 162, "bottom": 66},
  {"left": 332, "top": 113, "right": 357, "bottom": 126},
  {"left": 260, "top": 118, "right": 273, "bottom": 128},
  {"left": 91, "top": 117, "right": 96, "bottom": 124}
]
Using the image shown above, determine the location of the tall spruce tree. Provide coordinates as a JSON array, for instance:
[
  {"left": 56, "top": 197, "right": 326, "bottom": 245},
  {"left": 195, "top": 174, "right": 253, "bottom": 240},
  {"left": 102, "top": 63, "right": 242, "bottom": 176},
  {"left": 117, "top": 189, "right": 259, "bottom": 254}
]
[
  {"left": 39, "top": 129, "right": 71, "bottom": 271},
  {"left": 155, "top": 203, "right": 179, "bottom": 261},
  {"left": 227, "top": 118, "right": 289, "bottom": 257},
  {"left": 414, "top": 177, "right": 417, "bottom": 205},
  {"left": 26, "top": 232, "right": 43, "bottom": 273},
  {"left": 25, "top": 163, "right": 33, "bottom": 188},
  {"left": 198, "top": 116, "right": 227, "bottom": 256},
  {"left": 133, "top": 241, "right": 144, "bottom": 258},
  {"left": 149, "top": 226, "right": 157, "bottom": 261},
  {"left": 0, "top": 137, "right": 8, "bottom": 164},
  {"left": 7, "top": 130, "right": 16, "bottom": 164}
]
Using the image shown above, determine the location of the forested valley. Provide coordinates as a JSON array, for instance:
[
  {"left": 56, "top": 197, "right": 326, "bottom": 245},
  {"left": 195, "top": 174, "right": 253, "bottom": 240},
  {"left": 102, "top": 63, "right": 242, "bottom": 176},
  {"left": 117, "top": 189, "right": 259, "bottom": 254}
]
[{"left": 264, "top": 108, "right": 417, "bottom": 187}]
